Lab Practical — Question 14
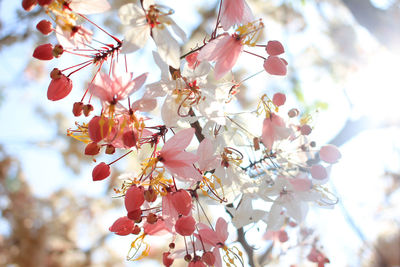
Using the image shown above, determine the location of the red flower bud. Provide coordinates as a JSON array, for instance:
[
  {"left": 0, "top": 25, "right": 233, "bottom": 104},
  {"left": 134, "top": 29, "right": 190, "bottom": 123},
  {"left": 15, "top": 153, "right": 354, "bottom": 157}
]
[
  {"left": 50, "top": 68, "right": 62, "bottom": 79},
  {"left": 171, "top": 189, "right": 192, "bottom": 216},
  {"left": 22, "top": 0, "right": 37, "bottom": 11},
  {"left": 88, "top": 116, "right": 109, "bottom": 143},
  {"left": 47, "top": 74, "right": 73, "bottom": 101},
  {"left": 127, "top": 209, "right": 142, "bottom": 222},
  {"left": 163, "top": 252, "right": 174, "bottom": 267},
  {"left": 266, "top": 40, "right": 285, "bottom": 56},
  {"left": 92, "top": 162, "right": 110, "bottom": 181},
  {"left": 175, "top": 216, "right": 196, "bottom": 236},
  {"left": 146, "top": 213, "right": 158, "bottom": 224},
  {"left": 109, "top": 216, "right": 135, "bottom": 236},
  {"left": 36, "top": 20, "right": 53, "bottom": 35},
  {"left": 72, "top": 102, "right": 84, "bottom": 117},
  {"left": 202, "top": 252, "right": 215, "bottom": 266},
  {"left": 85, "top": 142, "right": 100, "bottom": 156},
  {"left": 33, "top": 43, "right": 54, "bottom": 60},
  {"left": 125, "top": 185, "right": 145, "bottom": 212},
  {"left": 105, "top": 144, "right": 115, "bottom": 154},
  {"left": 122, "top": 129, "right": 138, "bottom": 148},
  {"left": 264, "top": 56, "right": 287, "bottom": 76}
]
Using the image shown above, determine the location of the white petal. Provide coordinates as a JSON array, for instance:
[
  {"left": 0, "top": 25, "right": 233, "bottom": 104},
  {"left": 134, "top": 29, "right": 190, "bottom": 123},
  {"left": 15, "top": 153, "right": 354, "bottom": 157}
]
[
  {"left": 152, "top": 28, "right": 181, "bottom": 69},
  {"left": 121, "top": 23, "right": 150, "bottom": 53},
  {"left": 170, "top": 20, "right": 187, "bottom": 42},
  {"left": 118, "top": 3, "right": 145, "bottom": 25},
  {"left": 70, "top": 0, "right": 110, "bottom": 14}
]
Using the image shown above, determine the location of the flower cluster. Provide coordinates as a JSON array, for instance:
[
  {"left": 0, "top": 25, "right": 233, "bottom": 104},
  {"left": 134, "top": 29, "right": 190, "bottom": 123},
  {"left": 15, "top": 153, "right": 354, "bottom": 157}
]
[{"left": 25, "top": 0, "right": 340, "bottom": 266}]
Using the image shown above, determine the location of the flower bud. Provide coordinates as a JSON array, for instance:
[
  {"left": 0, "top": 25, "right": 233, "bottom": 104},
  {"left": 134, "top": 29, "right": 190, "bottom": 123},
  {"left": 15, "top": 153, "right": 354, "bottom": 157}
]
[
  {"left": 72, "top": 102, "right": 84, "bottom": 116},
  {"left": 266, "top": 40, "right": 285, "bottom": 56},
  {"left": 109, "top": 216, "right": 134, "bottom": 236},
  {"left": 163, "top": 252, "right": 174, "bottom": 267},
  {"left": 22, "top": 0, "right": 37, "bottom": 11},
  {"left": 52, "top": 44, "right": 64, "bottom": 58},
  {"left": 132, "top": 225, "right": 141, "bottom": 235},
  {"left": 263, "top": 56, "right": 287, "bottom": 76},
  {"left": 92, "top": 162, "right": 110, "bottom": 181},
  {"left": 47, "top": 74, "right": 73, "bottom": 101},
  {"left": 85, "top": 142, "right": 100, "bottom": 156},
  {"left": 184, "top": 254, "right": 192, "bottom": 262},
  {"left": 33, "top": 43, "right": 54, "bottom": 60},
  {"left": 105, "top": 144, "right": 115, "bottom": 154},
  {"left": 202, "top": 252, "right": 216, "bottom": 266},
  {"left": 125, "top": 185, "right": 145, "bottom": 212},
  {"left": 288, "top": 108, "right": 299, "bottom": 118},
  {"left": 36, "top": 20, "right": 53, "bottom": 35},
  {"left": 272, "top": 92, "right": 286, "bottom": 107},
  {"left": 310, "top": 164, "right": 328, "bottom": 180},
  {"left": 144, "top": 187, "right": 157, "bottom": 202},
  {"left": 300, "top": 124, "right": 312, "bottom": 135},
  {"left": 168, "top": 242, "right": 175, "bottom": 249},
  {"left": 171, "top": 189, "right": 192, "bottom": 216},
  {"left": 127, "top": 209, "right": 142, "bottom": 222},
  {"left": 83, "top": 104, "right": 94, "bottom": 117},
  {"left": 175, "top": 216, "right": 196, "bottom": 236},
  {"left": 122, "top": 129, "right": 138, "bottom": 148}
]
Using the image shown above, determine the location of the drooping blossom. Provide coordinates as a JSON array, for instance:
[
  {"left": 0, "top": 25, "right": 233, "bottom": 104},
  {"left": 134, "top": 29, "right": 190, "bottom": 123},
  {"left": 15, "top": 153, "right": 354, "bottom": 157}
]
[
  {"left": 158, "top": 128, "right": 202, "bottom": 182},
  {"left": 90, "top": 63, "right": 148, "bottom": 108},
  {"left": 220, "top": 0, "right": 254, "bottom": 30},
  {"left": 119, "top": 1, "right": 186, "bottom": 68},
  {"left": 47, "top": 73, "right": 73, "bottom": 101}
]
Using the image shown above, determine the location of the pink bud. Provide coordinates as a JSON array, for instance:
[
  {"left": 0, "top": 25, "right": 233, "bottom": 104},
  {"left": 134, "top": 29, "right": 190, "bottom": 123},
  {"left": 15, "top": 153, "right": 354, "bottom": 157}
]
[
  {"left": 202, "top": 252, "right": 215, "bottom": 266},
  {"left": 88, "top": 116, "right": 109, "bottom": 143},
  {"left": 175, "top": 215, "right": 196, "bottom": 236},
  {"left": 122, "top": 129, "right": 138, "bottom": 148},
  {"left": 109, "top": 216, "right": 135, "bottom": 236},
  {"left": 163, "top": 252, "right": 174, "bottom": 267},
  {"left": 310, "top": 164, "right": 328, "bottom": 180},
  {"left": 125, "top": 185, "right": 145, "bottom": 213},
  {"left": 36, "top": 20, "right": 53, "bottom": 35},
  {"left": 319, "top": 144, "right": 341, "bottom": 164},
  {"left": 92, "top": 162, "right": 110, "bottom": 181},
  {"left": 22, "top": 0, "right": 37, "bottom": 11},
  {"left": 72, "top": 102, "right": 84, "bottom": 117},
  {"left": 171, "top": 189, "right": 192, "bottom": 216},
  {"left": 264, "top": 56, "right": 287, "bottom": 76},
  {"left": 300, "top": 124, "right": 312, "bottom": 135},
  {"left": 272, "top": 92, "right": 286, "bottom": 106},
  {"left": 266, "top": 40, "right": 285, "bottom": 56},
  {"left": 38, "top": 0, "right": 53, "bottom": 6},
  {"left": 47, "top": 75, "right": 73, "bottom": 101},
  {"left": 278, "top": 230, "right": 289, "bottom": 243},
  {"left": 33, "top": 43, "right": 54, "bottom": 60},
  {"left": 84, "top": 142, "right": 100, "bottom": 156}
]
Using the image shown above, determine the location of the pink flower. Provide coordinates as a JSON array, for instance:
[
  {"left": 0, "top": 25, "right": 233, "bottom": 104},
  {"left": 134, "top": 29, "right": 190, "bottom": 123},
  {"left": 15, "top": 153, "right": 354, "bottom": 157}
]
[
  {"left": 220, "top": 0, "right": 254, "bottom": 30},
  {"left": 91, "top": 64, "right": 148, "bottom": 104},
  {"left": 109, "top": 216, "right": 135, "bottom": 236},
  {"left": 159, "top": 128, "right": 202, "bottom": 182},
  {"left": 198, "top": 34, "right": 243, "bottom": 80}
]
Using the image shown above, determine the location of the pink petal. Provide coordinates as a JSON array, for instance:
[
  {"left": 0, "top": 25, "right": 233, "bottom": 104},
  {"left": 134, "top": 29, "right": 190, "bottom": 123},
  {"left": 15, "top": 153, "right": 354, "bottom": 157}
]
[
  {"left": 69, "top": 0, "right": 111, "bottom": 14},
  {"left": 197, "top": 138, "right": 218, "bottom": 171},
  {"left": 215, "top": 217, "right": 228, "bottom": 243},
  {"left": 161, "top": 128, "right": 195, "bottom": 155},
  {"left": 171, "top": 190, "right": 192, "bottom": 216},
  {"left": 289, "top": 178, "right": 312, "bottom": 192},
  {"left": 175, "top": 215, "right": 196, "bottom": 236}
]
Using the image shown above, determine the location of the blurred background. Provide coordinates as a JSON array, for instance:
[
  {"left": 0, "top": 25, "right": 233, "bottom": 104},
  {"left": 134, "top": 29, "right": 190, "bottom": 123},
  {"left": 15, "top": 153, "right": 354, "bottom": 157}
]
[{"left": 0, "top": 0, "right": 399, "bottom": 266}]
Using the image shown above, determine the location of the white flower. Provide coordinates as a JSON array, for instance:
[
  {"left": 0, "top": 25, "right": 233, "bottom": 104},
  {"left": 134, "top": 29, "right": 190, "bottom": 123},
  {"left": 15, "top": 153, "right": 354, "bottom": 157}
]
[{"left": 118, "top": 0, "right": 186, "bottom": 68}]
